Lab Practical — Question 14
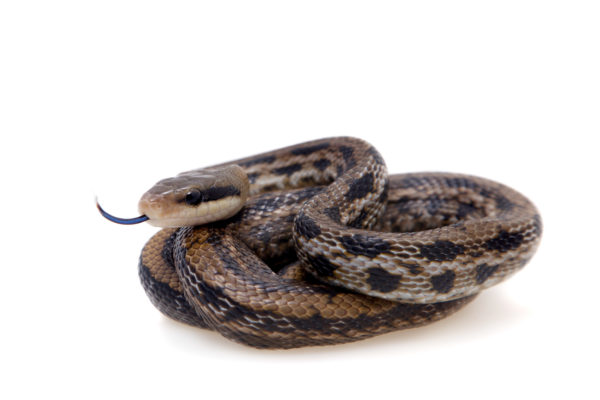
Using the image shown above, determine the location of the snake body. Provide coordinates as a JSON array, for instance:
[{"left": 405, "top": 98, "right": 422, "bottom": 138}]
[{"left": 134, "top": 137, "right": 541, "bottom": 349}]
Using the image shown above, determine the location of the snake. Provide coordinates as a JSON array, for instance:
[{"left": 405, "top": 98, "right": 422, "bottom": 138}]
[{"left": 98, "top": 137, "right": 542, "bottom": 349}]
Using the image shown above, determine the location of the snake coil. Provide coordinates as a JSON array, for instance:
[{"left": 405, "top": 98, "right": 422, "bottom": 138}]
[{"left": 100, "top": 137, "right": 542, "bottom": 349}]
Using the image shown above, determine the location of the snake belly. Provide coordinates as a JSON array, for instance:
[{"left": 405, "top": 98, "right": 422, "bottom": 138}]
[{"left": 138, "top": 137, "right": 542, "bottom": 349}]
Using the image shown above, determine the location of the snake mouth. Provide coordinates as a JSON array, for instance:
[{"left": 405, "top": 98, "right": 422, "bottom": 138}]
[
  {"left": 137, "top": 193, "right": 245, "bottom": 228},
  {"left": 96, "top": 200, "right": 149, "bottom": 225}
]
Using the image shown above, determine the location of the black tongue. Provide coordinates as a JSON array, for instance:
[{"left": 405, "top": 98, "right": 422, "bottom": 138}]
[{"left": 96, "top": 201, "right": 149, "bottom": 225}]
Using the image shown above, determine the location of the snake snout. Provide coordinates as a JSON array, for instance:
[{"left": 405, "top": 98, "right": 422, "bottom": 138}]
[{"left": 138, "top": 193, "right": 167, "bottom": 221}]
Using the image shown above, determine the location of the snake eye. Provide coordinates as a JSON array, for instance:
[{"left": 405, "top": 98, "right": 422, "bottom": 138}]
[{"left": 185, "top": 189, "right": 204, "bottom": 206}]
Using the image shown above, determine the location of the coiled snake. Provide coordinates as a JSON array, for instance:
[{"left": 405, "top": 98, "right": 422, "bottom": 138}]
[{"left": 98, "top": 137, "right": 542, "bottom": 349}]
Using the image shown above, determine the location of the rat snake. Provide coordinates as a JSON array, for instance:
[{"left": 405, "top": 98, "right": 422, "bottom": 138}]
[{"left": 100, "top": 137, "right": 542, "bottom": 349}]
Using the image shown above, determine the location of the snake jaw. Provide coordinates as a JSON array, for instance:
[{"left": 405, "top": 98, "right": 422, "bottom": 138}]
[{"left": 138, "top": 193, "right": 245, "bottom": 227}]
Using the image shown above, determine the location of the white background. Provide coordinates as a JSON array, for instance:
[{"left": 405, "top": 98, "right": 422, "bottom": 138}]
[{"left": 1, "top": 1, "right": 598, "bottom": 399}]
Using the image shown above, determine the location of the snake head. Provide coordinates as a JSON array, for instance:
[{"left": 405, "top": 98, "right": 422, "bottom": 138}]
[
  {"left": 138, "top": 165, "right": 249, "bottom": 227},
  {"left": 98, "top": 165, "right": 249, "bottom": 228}
]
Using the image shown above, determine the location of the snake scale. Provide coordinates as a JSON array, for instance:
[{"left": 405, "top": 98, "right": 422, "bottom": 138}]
[{"left": 99, "top": 137, "right": 542, "bottom": 349}]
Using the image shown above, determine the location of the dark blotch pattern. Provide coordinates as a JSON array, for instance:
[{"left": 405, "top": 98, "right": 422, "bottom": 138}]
[
  {"left": 419, "top": 241, "right": 465, "bottom": 261},
  {"left": 347, "top": 209, "right": 370, "bottom": 228},
  {"left": 400, "top": 176, "right": 429, "bottom": 189},
  {"left": 379, "top": 178, "right": 389, "bottom": 203},
  {"left": 250, "top": 187, "right": 322, "bottom": 214},
  {"left": 323, "top": 206, "right": 341, "bottom": 223},
  {"left": 294, "top": 187, "right": 324, "bottom": 202},
  {"left": 254, "top": 196, "right": 286, "bottom": 213},
  {"left": 340, "top": 234, "right": 391, "bottom": 258},
  {"left": 306, "top": 253, "right": 338, "bottom": 277},
  {"left": 399, "top": 262, "right": 423, "bottom": 275},
  {"left": 160, "top": 231, "right": 178, "bottom": 270},
  {"left": 211, "top": 235, "right": 243, "bottom": 270},
  {"left": 338, "top": 145, "right": 354, "bottom": 162},
  {"left": 273, "top": 163, "right": 303, "bottom": 176},
  {"left": 425, "top": 195, "right": 443, "bottom": 215},
  {"left": 290, "top": 142, "right": 330, "bottom": 156},
  {"left": 366, "top": 267, "right": 402, "bottom": 293},
  {"left": 485, "top": 230, "right": 524, "bottom": 252},
  {"left": 295, "top": 212, "right": 321, "bottom": 240},
  {"left": 261, "top": 184, "right": 278, "bottom": 192},
  {"left": 239, "top": 155, "right": 276, "bottom": 167},
  {"left": 495, "top": 195, "right": 514, "bottom": 211},
  {"left": 430, "top": 270, "right": 456, "bottom": 293},
  {"left": 444, "top": 177, "right": 478, "bottom": 189},
  {"left": 457, "top": 203, "right": 478, "bottom": 218},
  {"left": 345, "top": 173, "right": 374, "bottom": 201},
  {"left": 479, "top": 188, "right": 493, "bottom": 198},
  {"left": 313, "top": 158, "right": 332, "bottom": 171},
  {"left": 247, "top": 172, "right": 259, "bottom": 184},
  {"left": 475, "top": 263, "right": 499, "bottom": 284}
]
